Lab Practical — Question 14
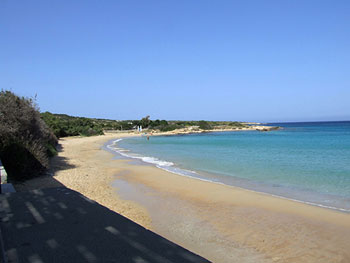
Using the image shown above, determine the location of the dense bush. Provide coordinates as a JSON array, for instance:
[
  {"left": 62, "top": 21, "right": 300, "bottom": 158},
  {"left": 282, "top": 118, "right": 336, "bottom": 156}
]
[
  {"left": 158, "top": 124, "right": 184, "bottom": 132},
  {"left": 149, "top": 119, "right": 169, "bottom": 129},
  {"left": 41, "top": 113, "right": 140, "bottom": 137},
  {"left": 41, "top": 112, "right": 104, "bottom": 138},
  {"left": 198, "top": 120, "right": 212, "bottom": 130},
  {"left": 148, "top": 119, "right": 185, "bottom": 131},
  {"left": 105, "top": 120, "right": 134, "bottom": 130},
  {"left": 0, "top": 90, "right": 58, "bottom": 181},
  {"left": 228, "top": 121, "right": 247, "bottom": 128},
  {"left": 148, "top": 119, "right": 247, "bottom": 131}
]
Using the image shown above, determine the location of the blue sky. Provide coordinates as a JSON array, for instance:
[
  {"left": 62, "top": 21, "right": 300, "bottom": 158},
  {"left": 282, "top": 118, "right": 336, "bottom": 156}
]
[{"left": 1, "top": 0, "right": 349, "bottom": 122}]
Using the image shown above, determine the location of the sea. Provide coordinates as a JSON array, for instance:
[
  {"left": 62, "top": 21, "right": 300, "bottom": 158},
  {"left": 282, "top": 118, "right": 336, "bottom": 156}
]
[{"left": 107, "top": 121, "right": 350, "bottom": 212}]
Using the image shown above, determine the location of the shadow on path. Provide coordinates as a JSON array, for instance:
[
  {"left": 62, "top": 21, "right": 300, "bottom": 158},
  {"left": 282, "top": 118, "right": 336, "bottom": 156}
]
[
  {"left": 13, "top": 143, "right": 75, "bottom": 192},
  {"left": 0, "top": 187, "right": 210, "bottom": 263}
]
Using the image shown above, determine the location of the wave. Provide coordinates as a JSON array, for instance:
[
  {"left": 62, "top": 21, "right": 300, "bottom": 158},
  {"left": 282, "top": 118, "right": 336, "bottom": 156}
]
[
  {"left": 107, "top": 139, "right": 174, "bottom": 167},
  {"left": 107, "top": 139, "right": 350, "bottom": 213}
]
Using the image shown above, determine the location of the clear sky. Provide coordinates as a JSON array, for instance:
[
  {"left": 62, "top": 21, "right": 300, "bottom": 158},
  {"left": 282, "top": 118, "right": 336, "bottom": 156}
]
[{"left": 1, "top": 0, "right": 349, "bottom": 122}]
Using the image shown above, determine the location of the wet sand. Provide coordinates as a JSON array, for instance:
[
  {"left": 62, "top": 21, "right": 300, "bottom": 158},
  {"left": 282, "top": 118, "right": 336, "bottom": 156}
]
[
  {"left": 113, "top": 161, "right": 350, "bottom": 263},
  {"left": 16, "top": 134, "right": 350, "bottom": 263}
]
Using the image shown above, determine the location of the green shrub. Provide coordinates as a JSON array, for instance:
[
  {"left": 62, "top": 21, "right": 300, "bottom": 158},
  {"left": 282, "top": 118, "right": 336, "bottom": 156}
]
[
  {"left": 228, "top": 121, "right": 246, "bottom": 128},
  {"left": 158, "top": 124, "right": 182, "bottom": 132},
  {"left": 46, "top": 143, "right": 58, "bottom": 157},
  {"left": 41, "top": 112, "right": 104, "bottom": 138},
  {"left": 0, "top": 90, "right": 58, "bottom": 181},
  {"left": 198, "top": 121, "right": 212, "bottom": 130}
]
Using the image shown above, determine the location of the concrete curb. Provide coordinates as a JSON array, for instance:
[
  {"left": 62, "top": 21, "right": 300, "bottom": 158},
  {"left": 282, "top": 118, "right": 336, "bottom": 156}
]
[
  {"left": 0, "top": 159, "right": 10, "bottom": 262},
  {"left": 0, "top": 226, "right": 7, "bottom": 263}
]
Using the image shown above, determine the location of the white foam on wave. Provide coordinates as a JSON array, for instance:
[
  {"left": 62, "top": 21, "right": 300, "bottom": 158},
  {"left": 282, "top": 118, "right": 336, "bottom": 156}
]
[
  {"left": 158, "top": 166, "right": 215, "bottom": 183},
  {"left": 107, "top": 138, "right": 123, "bottom": 150},
  {"left": 107, "top": 139, "right": 174, "bottom": 167},
  {"left": 107, "top": 138, "right": 350, "bottom": 213},
  {"left": 141, "top": 157, "right": 174, "bottom": 167}
]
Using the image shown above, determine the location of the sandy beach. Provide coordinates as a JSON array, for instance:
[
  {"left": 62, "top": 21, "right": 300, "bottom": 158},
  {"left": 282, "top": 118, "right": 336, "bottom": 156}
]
[
  {"left": 15, "top": 132, "right": 151, "bottom": 228},
  {"left": 16, "top": 133, "right": 350, "bottom": 263}
]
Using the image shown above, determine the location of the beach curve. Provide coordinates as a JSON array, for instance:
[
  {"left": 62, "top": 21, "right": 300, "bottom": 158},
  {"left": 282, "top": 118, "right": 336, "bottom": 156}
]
[{"left": 15, "top": 133, "right": 350, "bottom": 263}]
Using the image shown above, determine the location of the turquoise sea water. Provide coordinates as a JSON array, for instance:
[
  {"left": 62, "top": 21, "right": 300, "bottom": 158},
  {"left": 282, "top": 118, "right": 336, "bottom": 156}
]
[{"left": 109, "top": 122, "right": 350, "bottom": 212}]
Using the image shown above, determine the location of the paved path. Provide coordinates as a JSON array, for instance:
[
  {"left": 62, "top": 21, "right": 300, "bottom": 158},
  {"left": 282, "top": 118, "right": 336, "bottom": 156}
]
[{"left": 0, "top": 187, "right": 210, "bottom": 263}]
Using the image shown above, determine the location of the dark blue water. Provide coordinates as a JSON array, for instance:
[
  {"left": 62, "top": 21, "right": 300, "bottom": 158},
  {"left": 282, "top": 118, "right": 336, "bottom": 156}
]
[{"left": 111, "top": 121, "right": 350, "bottom": 212}]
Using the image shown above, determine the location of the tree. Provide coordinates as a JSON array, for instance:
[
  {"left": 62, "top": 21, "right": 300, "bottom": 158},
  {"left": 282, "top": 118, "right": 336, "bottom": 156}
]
[
  {"left": 160, "top": 120, "right": 168, "bottom": 126},
  {"left": 153, "top": 119, "right": 161, "bottom": 126},
  {"left": 141, "top": 115, "right": 151, "bottom": 128}
]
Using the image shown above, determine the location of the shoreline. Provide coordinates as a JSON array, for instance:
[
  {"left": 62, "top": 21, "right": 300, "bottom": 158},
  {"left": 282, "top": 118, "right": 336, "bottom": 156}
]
[
  {"left": 14, "top": 132, "right": 152, "bottom": 228},
  {"left": 155, "top": 165, "right": 350, "bottom": 213},
  {"left": 111, "top": 151, "right": 350, "bottom": 262},
  {"left": 112, "top": 135, "right": 350, "bottom": 214},
  {"left": 15, "top": 133, "right": 350, "bottom": 263},
  {"left": 105, "top": 124, "right": 280, "bottom": 137},
  {"left": 105, "top": 134, "right": 350, "bottom": 262},
  {"left": 151, "top": 125, "right": 280, "bottom": 136}
]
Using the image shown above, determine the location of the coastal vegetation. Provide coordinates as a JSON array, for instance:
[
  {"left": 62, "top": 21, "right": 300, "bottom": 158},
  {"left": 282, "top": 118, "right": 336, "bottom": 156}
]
[
  {"left": 0, "top": 91, "right": 57, "bottom": 181},
  {"left": 0, "top": 90, "right": 261, "bottom": 181},
  {"left": 41, "top": 112, "right": 105, "bottom": 138},
  {"left": 40, "top": 112, "right": 147, "bottom": 138},
  {"left": 146, "top": 119, "right": 248, "bottom": 132},
  {"left": 40, "top": 113, "right": 251, "bottom": 135},
  {"left": 198, "top": 120, "right": 212, "bottom": 130}
]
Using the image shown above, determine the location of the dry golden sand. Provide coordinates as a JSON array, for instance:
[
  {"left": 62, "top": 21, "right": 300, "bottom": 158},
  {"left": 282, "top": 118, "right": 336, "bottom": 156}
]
[
  {"left": 15, "top": 132, "right": 151, "bottom": 228},
  {"left": 16, "top": 133, "right": 350, "bottom": 263}
]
